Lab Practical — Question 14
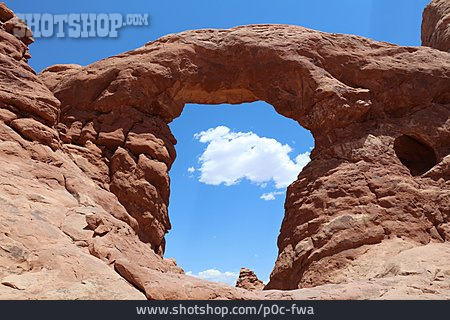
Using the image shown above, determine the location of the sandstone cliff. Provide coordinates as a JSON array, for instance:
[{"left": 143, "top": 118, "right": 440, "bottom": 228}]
[
  {"left": 422, "top": 0, "right": 450, "bottom": 52},
  {"left": 0, "top": 1, "right": 449, "bottom": 299}
]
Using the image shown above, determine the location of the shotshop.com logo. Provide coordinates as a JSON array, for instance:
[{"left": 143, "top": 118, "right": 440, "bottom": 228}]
[{"left": 14, "top": 13, "right": 149, "bottom": 38}]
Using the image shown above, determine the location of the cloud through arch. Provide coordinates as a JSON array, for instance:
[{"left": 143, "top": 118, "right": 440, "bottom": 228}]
[{"left": 191, "top": 126, "right": 310, "bottom": 199}]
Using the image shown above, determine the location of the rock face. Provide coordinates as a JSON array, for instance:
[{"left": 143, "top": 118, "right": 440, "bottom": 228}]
[
  {"left": 0, "top": 3, "right": 181, "bottom": 300},
  {"left": 422, "top": 0, "right": 450, "bottom": 52},
  {"left": 236, "top": 268, "right": 265, "bottom": 291},
  {"left": 0, "top": 2, "right": 450, "bottom": 299}
]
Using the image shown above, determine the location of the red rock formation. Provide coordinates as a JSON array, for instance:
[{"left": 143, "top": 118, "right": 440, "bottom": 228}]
[
  {"left": 236, "top": 268, "right": 265, "bottom": 291},
  {"left": 1, "top": 2, "right": 450, "bottom": 299},
  {"left": 422, "top": 0, "right": 450, "bottom": 52},
  {"left": 0, "top": 4, "right": 181, "bottom": 299},
  {"left": 44, "top": 23, "right": 450, "bottom": 291}
]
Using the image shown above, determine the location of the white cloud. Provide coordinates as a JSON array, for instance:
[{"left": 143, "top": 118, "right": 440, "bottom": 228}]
[
  {"left": 186, "top": 269, "right": 238, "bottom": 286},
  {"left": 261, "top": 193, "right": 276, "bottom": 201},
  {"left": 194, "top": 126, "right": 310, "bottom": 189},
  {"left": 260, "top": 191, "right": 284, "bottom": 201},
  {"left": 187, "top": 166, "right": 196, "bottom": 174}
]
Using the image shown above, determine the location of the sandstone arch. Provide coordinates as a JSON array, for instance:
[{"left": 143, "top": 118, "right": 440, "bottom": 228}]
[
  {"left": 394, "top": 135, "right": 437, "bottom": 176},
  {"left": 38, "top": 24, "right": 450, "bottom": 290},
  {"left": 1, "top": 1, "right": 449, "bottom": 298}
]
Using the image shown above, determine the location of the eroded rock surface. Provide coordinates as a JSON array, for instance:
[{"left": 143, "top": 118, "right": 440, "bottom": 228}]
[
  {"left": 0, "top": 1, "right": 449, "bottom": 299},
  {"left": 422, "top": 0, "right": 450, "bottom": 52},
  {"left": 0, "top": 4, "right": 178, "bottom": 300},
  {"left": 236, "top": 268, "right": 265, "bottom": 291}
]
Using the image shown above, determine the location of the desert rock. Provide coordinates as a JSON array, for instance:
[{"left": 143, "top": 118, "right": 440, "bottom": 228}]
[
  {"left": 0, "top": 1, "right": 449, "bottom": 299},
  {"left": 236, "top": 268, "right": 265, "bottom": 291},
  {"left": 422, "top": 0, "right": 450, "bottom": 52},
  {"left": 46, "top": 21, "right": 450, "bottom": 291}
]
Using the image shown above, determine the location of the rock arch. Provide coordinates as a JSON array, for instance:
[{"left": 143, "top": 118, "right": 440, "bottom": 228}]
[{"left": 37, "top": 24, "right": 450, "bottom": 290}]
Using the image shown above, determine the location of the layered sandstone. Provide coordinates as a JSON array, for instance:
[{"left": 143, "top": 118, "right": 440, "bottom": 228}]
[
  {"left": 45, "top": 23, "right": 450, "bottom": 291},
  {"left": 0, "top": 1, "right": 449, "bottom": 299},
  {"left": 236, "top": 268, "right": 265, "bottom": 291},
  {"left": 422, "top": 0, "right": 450, "bottom": 52},
  {"left": 0, "top": 3, "right": 180, "bottom": 300}
]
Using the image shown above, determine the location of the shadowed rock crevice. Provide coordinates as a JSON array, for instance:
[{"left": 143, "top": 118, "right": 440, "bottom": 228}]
[{"left": 394, "top": 135, "right": 437, "bottom": 176}]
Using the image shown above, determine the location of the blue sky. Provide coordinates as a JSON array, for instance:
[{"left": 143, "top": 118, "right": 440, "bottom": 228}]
[{"left": 6, "top": 0, "right": 429, "bottom": 285}]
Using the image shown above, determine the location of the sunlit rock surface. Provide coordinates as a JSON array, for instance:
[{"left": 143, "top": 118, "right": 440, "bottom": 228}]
[{"left": 0, "top": 1, "right": 449, "bottom": 299}]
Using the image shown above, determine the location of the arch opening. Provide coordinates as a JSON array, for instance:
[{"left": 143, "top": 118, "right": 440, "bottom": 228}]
[
  {"left": 393, "top": 135, "right": 437, "bottom": 176},
  {"left": 164, "top": 101, "right": 314, "bottom": 285}
]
